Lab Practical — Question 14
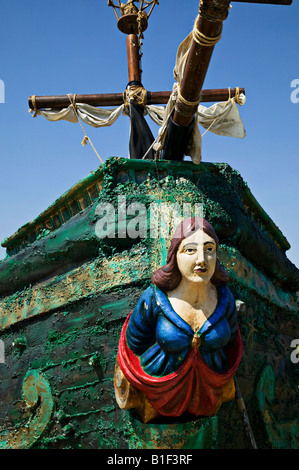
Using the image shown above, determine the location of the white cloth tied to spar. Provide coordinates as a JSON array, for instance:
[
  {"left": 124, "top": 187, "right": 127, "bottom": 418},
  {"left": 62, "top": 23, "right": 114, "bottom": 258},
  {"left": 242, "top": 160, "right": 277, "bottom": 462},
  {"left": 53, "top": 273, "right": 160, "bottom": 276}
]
[
  {"left": 30, "top": 32, "right": 246, "bottom": 165},
  {"left": 154, "top": 30, "right": 246, "bottom": 164}
]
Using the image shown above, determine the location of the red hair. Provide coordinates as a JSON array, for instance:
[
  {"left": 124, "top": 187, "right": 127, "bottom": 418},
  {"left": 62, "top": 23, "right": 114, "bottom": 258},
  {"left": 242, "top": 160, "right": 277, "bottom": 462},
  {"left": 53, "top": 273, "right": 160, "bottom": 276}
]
[{"left": 151, "top": 217, "right": 229, "bottom": 292}]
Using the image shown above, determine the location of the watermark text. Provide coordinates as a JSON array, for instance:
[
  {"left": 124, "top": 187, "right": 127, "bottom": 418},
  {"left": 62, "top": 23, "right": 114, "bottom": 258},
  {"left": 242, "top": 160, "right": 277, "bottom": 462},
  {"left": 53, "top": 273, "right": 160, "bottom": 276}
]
[
  {"left": 290, "top": 79, "right": 299, "bottom": 104},
  {"left": 290, "top": 339, "right": 299, "bottom": 364},
  {"left": 95, "top": 197, "right": 204, "bottom": 240},
  {"left": 0, "top": 80, "right": 4, "bottom": 104}
]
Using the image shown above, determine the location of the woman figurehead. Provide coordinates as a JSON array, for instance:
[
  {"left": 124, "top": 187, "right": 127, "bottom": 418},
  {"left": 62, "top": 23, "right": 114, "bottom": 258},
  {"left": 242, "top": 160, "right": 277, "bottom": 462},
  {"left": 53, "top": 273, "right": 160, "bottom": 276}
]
[
  {"left": 115, "top": 217, "right": 243, "bottom": 422},
  {"left": 151, "top": 217, "right": 229, "bottom": 292}
]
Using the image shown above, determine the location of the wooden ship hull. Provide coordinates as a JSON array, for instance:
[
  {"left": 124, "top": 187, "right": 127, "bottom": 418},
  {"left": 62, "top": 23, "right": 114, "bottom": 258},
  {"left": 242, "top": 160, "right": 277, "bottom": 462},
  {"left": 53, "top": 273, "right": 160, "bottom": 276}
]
[{"left": 0, "top": 157, "right": 298, "bottom": 449}]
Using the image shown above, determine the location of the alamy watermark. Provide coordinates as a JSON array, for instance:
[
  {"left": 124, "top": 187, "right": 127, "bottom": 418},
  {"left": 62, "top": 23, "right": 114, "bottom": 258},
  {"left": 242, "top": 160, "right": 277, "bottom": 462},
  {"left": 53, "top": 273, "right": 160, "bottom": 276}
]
[
  {"left": 95, "top": 197, "right": 204, "bottom": 240},
  {"left": 0, "top": 80, "right": 4, "bottom": 104},
  {"left": 0, "top": 340, "right": 4, "bottom": 364},
  {"left": 290, "top": 339, "right": 299, "bottom": 364},
  {"left": 290, "top": 79, "right": 299, "bottom": 104}
]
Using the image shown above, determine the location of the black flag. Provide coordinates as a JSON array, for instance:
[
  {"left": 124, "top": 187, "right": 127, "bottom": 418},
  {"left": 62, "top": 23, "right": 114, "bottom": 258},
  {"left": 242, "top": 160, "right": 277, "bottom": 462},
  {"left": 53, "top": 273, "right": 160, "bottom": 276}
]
[{"left": 129, "top": 102, "right": 155, "bottom": 160}]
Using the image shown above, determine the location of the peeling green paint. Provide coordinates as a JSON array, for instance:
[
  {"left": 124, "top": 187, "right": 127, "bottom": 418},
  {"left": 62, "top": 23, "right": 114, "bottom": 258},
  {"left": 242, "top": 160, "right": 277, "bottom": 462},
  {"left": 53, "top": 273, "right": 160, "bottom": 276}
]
[
  {"left": 0, "top": 158, "right": 298, "bottom": 449},
  {"left": 1, "top": 158, "right": 297, "bottom": 298},
  {"left": 256, "top": 365, "right": 299, "bottom": 449}
]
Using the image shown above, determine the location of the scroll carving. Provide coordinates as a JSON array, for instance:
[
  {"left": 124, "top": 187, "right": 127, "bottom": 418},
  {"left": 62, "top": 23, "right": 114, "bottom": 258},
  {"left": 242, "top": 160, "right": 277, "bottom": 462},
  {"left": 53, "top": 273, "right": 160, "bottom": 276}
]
[{"left": 0, "top": 370, "right": 54, "bottom": 449}]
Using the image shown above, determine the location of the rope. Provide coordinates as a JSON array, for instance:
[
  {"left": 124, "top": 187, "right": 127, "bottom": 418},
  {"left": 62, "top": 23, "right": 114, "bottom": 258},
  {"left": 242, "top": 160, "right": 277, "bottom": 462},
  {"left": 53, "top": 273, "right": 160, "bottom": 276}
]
[
  {"left": 31, "top": 95, "right": 38, "bottom": 118},
  {"left": 123, "top": 85, "right": 148, "bottom": 114},
  {"left": 193, "top": 15, "right": 222, "bottom": 47},
  {"left": 67, "top": 93, "right": 104, "bottom": 164},
  {"left": 141, "top": 134, "right": 159, "bottom": 160},
  {"left": 234, "top": 86, "right": 243, "bottom": 105},
  {"left": 177, "top": 84, "right": 200, "bottom": 108},
  {"left": 201, "top": 116, "right": 218, "bottom": 137},
  {"left": 137, "top": 10, "right": 145, "bottom": 59},
  {"left": 228, "top": 86, "right": 244, "bottom": 106},
  {"left": 124, "top": 86, "right": 147, "bottom": 106}
]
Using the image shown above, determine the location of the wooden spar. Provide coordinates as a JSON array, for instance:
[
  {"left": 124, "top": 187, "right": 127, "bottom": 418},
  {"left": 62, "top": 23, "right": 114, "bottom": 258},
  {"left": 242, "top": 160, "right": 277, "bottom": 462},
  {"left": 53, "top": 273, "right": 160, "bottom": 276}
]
[
  {"left": 28, "top": 88, "right": 245, "bottom": 110},
  {"left": 172, "top": 0, "right": 231, "bottom": 127},
  {"left": 127, "top": 33, "right": 142, "bottom": 84}
]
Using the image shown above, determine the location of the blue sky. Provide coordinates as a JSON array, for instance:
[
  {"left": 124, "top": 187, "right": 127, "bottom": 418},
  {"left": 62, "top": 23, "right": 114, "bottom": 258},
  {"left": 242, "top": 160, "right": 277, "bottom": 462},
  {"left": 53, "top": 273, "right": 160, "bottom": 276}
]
[{"left": 0, "top": 0, "right": 298, "bottom": 270}]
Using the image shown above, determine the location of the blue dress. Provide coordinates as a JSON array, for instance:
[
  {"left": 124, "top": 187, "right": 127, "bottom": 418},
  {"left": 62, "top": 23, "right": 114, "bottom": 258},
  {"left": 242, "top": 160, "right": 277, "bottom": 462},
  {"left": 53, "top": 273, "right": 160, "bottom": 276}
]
[{"left": 126, "top": 284, "right": 238, "bottom": 377}]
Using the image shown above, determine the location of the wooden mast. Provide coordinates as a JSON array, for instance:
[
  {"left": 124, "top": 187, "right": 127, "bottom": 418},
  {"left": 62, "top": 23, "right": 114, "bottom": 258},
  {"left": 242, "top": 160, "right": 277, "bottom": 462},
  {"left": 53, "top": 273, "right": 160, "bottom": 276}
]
[
  {"left": 28, "top": 1, "right": 244, "bottom": 112},
  {"left": 27, "top": 0, "right": 292, "bottom": 160},
  {"left": 172, "top": 0, "right": 231, "bottom": 128},
  {"left": 126, "top": 34, "right": 142, "bottom": 84},
  {"left": 161, "top": 0, "right": 232, "bottom": 160}
]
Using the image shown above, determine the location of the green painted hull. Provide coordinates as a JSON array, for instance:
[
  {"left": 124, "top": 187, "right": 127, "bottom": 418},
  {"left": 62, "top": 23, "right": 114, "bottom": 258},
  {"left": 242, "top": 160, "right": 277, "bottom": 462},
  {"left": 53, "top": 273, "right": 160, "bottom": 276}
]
[{"left": 0, "top": 158, "right": 298, "bottom": 449}]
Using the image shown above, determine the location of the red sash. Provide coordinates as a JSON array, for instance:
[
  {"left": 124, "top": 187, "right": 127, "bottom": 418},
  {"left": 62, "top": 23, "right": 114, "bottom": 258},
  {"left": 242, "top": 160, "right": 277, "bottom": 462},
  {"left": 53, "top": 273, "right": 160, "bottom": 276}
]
[{"left": 118, "top": 312, "right": 243, "bottom": 417}]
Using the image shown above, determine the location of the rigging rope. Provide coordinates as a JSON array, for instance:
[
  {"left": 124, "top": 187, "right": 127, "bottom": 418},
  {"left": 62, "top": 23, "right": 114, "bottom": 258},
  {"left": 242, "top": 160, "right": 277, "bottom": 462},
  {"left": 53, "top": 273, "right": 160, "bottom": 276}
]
[
  {"left": 67, "top": 93, "right": 104, "bottom": 164},
  {"left": 192, "top": 15, "right": 222, "bottom": 47},
  {"left": 123, "top": 85, "right": 148, "bottom": 114},
  {"left": 31, "top": 95, "right": 38, "bottom": 118},
  {"left": 177, "top": 84, "right": 201, "bottom": 108}
]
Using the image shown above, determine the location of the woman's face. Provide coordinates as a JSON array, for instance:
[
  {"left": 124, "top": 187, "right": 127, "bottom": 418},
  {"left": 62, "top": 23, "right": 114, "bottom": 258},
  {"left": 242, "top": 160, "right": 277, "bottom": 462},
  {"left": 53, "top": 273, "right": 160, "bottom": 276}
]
[{"left": 176, "top": 228, "right": 217, "bottom": 285}]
